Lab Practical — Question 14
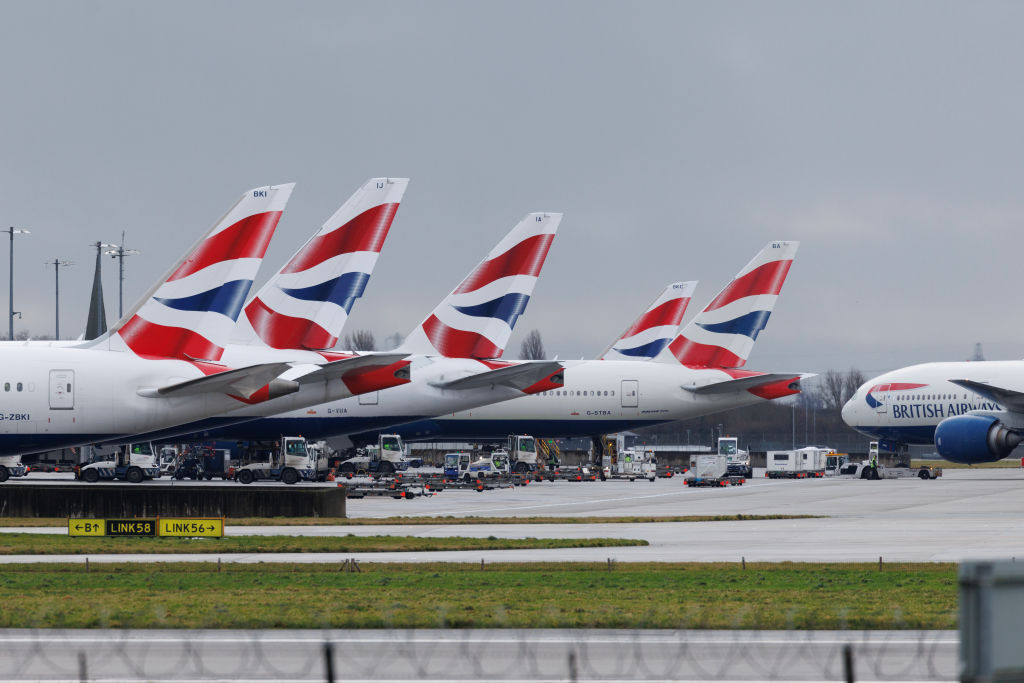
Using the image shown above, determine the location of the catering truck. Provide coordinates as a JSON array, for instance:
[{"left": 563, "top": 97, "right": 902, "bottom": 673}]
[{"left": 765, "top": 447, "right": 828, "bottom": 478}]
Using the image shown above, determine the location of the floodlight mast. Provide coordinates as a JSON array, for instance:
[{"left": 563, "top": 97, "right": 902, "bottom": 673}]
[
  {"left": 45, "top": 259, "right": 74, "bottom": 339},
  {"left": 103, "top": 231, "right": 140, "bottom": 318},
  {"left": 5, "top": 228, "right": 30, "bottom": 341}
]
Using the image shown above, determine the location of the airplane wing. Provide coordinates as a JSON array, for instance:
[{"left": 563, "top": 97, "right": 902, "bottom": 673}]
[
  {"left": 138, "top": 362, "right": 294, "bottom": 399},
  {"left": 433, "top": 361, "right": 564, "bottom": 391},
  {"left": 683, "top": 373, "right": 809, "bottom": 395},
  {"left": 293, "top": 353, "right": 409, "bottom": 385},
  {"left": 949, "top": 379, "right": 1024, "bottom": 411}
]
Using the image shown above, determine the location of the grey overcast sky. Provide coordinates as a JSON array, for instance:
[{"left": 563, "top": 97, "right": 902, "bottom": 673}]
[{"left": 1, "top": 1, "right": 1022, "bottom": 377}]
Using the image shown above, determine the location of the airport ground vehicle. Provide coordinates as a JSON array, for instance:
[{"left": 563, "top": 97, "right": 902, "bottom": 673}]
[
  {"left": 686, "top": 453, "right": 745, "bottom": 487},
  {"left": 336, "top": 434, "right": 412, "bottom": 475},
  {"left": 443, "top": 451, "right": 508, "bottom": 481},
  {"left": 77, "top": 443, "right": 161, "bottom": 483},
  {"left": 503, "top": 435, "right": 540, "bottom": 472},
  {"left": 606, "top": 448, "right": 657, "bottom": 481},
  {"left": 837, "top": 461, "right": 942, "bottom": 480},
  {"left": 0, "top": 455, "right": 28, "bottom": 482},
  {"left": 765, "top": 447, "right": 827, "bottom": 478},
  {"left": 718, "top": 437, "right": 753, "bottom": 478},
  {"left": 234, "top": 436, "right": 326, "bottom": 484}
]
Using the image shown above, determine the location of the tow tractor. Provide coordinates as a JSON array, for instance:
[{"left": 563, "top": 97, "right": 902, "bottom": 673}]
[
  {"left": 77, "top": 443, "right": 162, "bottom": 483},
  {"left": 443, "top": 451, "right": 508, "bottom": 481},
  {"left": 234, "top": 436, "right": 324, "bottom": 484},
  {"left": 335, "top": 434, "right": 412, "bottom": 475},
  {"left": 837, "top": 461, "right": 942, "bottom": 481},
  {"left": 0, "top": 455, "right": 28, "bottom": 482},
  {"left": 718, "top": 437, "right": 753, "bottom": 478}
]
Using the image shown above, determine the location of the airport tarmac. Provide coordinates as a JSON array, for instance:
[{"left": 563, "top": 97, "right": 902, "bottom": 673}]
[
  {"left": 2, "top": 468, "right": 1023, "bottom": 563},
  {"left": 0, "top": 628, "right": 958, "bottom": 682}
]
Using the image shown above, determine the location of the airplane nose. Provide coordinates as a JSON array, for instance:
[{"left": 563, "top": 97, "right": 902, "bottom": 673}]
[{"left": 841, "top": 394, "right": 857, "bottom": 426}]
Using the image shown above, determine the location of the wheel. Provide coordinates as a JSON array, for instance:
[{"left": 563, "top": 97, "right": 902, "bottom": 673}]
[
  {"left": 237, "top": 469, "right": 254, "bottom": 485},
  {"left": 378, "top": 461, "right": 395, "bottom": 474},
  {"left": 205, "top": 474, "right": 213, "bottom": 481},
  {"left": 339, "top": 463, "right": 355, "bottom": 475},
  {"left": 919, "top": 469, "right": 930, "bottom": 480},
  {"left": 514, "top": 461, "right": 529, "bottom": 474},
  {"left": 126, "top": 467, "right": 144, "bottom": 484},
  {"left": 82, "top": 468, "right": 99, "bottom": 483},
  {"left": 281, "top": 468, "right": 299, "bottom": 485},
  {"left": 463, "top": 474, "right": 472, "bottom": 483},
  {"left": 0, "top": 466, "right": 8, "bottom": 483}
]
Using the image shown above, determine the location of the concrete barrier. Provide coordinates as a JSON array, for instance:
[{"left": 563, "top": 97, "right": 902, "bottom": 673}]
[{"left": 0, "top": 484, "right": 346, "bottom": 518}]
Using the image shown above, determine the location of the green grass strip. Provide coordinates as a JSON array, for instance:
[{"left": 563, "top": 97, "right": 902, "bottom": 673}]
[
  {"left": 0, "top": 514, "right": 821, "bottom": 527},
  {"left": 0, "top": 561, "right": 957, "bottom": 630},
  {"left": 0, "top": 533, "right": 646, "bottom": 555}
]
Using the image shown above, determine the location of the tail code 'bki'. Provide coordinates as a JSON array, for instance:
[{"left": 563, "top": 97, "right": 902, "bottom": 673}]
[{"left": 600, "top": 281, "right": 696, "bottom": 361}]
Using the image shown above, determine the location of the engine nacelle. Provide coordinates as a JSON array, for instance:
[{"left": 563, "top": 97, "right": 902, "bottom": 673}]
[{"left": 934, "top": 415, "right": 1022, "bottom": 464}]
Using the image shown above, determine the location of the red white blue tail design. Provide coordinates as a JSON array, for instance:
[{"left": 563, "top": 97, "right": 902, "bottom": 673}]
[
  {"left": 101, "top": 184, "right": 294, "bottom": 361},
  {"left": 656, "top": 241, "right": 798, "bottom": 368},
  {"left": 600, "top": 281, "right": 696, "bottom": 361},
  {"left": 235, "top": 178, "right": 408, "bottom": 350},
  {"left": 399, "top": 212, "right": 561, "bottom": 359}
]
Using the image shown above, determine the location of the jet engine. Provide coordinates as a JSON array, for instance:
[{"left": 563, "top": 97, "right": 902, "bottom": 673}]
[{"left": 934, "top": 414, "right": 1022, "bottom": 464}]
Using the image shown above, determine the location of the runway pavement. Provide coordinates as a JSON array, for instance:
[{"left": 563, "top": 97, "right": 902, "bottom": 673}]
[
  {"left": 2, "top": 468, "right": 1022, "bottom": 563},
  {"left": 0, "top": 628, "right": 958, "bottom": 682}
]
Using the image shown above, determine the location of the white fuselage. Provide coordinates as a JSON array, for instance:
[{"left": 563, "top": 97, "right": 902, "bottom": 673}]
[
  {"left": 841, "top": 361, "right": 1022, "bottom": 445},
  {"left": 176, "top": 360, "right": 799, "bottom": 443}
]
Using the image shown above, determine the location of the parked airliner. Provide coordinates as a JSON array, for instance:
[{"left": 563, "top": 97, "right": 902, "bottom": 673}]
[{"left": 842, "top": 362, "right": 1024, "bottom": 464}]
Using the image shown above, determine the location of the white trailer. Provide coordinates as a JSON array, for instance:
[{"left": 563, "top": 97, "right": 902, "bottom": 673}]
[
  {"left": 765, "top": 447, "right": 827, "bottom": 479},
  {"left": 686, "top": 453, "right": 744, "bottom": 487}
]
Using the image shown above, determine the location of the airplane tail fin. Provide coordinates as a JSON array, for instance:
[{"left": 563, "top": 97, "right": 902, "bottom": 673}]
[
  {"left": 91, "top": 184, "right": 294, "bottom": 361},
  {"left": 396, "top": 212, "right": 561, "bottom": 359},
  {"left": 234, "top": 178, "right": 408, "bottom": 350},
  {"left": 654, "top": 241, "right": 798, "bottom": 368},
  {"left": 599, "top": 281, "right": 696, "bottom": 361}
]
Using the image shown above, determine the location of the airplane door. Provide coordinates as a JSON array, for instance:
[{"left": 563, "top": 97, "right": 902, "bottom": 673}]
[
  {"left": 49, "top": 370, "right": 74, "bottom": 410},
  {"left": 359, "top": 391, "right": 379, "bottom": 406},
  {"left": 874, "top": 384, "right": 888, "bottom": 414},
  {"left": 621, "top": 380, "right": 639, "bottom": 408}
]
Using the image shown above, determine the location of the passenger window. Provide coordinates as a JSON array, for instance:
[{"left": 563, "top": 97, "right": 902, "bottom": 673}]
[
  {"left": 3, "top": 383, "right": 8, "bottom": 392},
  {"left": 16, "top": 383, "right": 22, "bottom": 392}
]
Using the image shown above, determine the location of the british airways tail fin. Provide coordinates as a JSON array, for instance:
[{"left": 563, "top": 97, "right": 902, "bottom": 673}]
[
  {"left": 89, "top": 184, "right": 294, "bottom": 361},
  {"left": 654, "top": 241, "right": 798, "bottom": 368},
  {"left": 234, "top": 178, "right": 408, "bottom": 350},
  {"left": 599, "top": 281, "right": 696, "bottom": 361},
  {"left": 397, "top": 212, "right": 561, "bottom": 359}
]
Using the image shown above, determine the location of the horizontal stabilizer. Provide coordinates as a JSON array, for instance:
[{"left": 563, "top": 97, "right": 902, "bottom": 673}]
[
  {"left": 433, "top": 361, "right": 564, "bottom": 391},
  {"left": 684, "top": 372, "right": 808, "bottom": 395},
  {"left": 295, "top": 353, "right": 409, "bottom": 385},
  {"left": 949, "top": 379, "right": 1024, "bottom": 411},
  {"left": 138, "top": 362, "right": 293, "bottom": 399}
]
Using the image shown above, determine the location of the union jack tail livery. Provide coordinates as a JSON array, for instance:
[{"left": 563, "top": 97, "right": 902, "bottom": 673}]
[
  {"left": 398, "top": 212, "right": 561, "bottom": 359},
  {"left": 94, "top": 184, "right": 294, "bottom": 361},
  {"left": 600, "top": 281, "right": 696, "bottom": 361},
  {"left": 655, "top": 241, "right": 798, "bottom": 368},
  {"left": 234, "top": 178, "right": 408, "bottom": 350}
]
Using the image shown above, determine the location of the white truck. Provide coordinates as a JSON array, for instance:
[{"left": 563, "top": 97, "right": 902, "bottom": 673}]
[
  {"left": 335, "top": 434, "right": 412, "bottom": 475},
  {"left": 718, "top": 437, "right": 753, "bottom": 478},
  {"left": 0, "top": 455, "right": 28, "bottom": 482},
  {"left": 77, "top": 442, "right": 162, "bottom": 483},
  {"left": 235, "top": 436, "right": 326, "bottom": 484},
  {"left": 765, "top": 447, "right": 828, "bottom": 479},
  {"left": 504, "top": 435, "right": 540, "bottom": 473}
]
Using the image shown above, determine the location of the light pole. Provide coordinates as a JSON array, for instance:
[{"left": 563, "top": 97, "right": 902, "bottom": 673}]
[
  {"left": 46, "top": 259, "right": 74, "bottom": 339},
  {"left": 103, "top": 231, "right": 139, "bottom": 319},
  {"left": 4, "top": 228, "right": 30, "bottom": 340}
]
